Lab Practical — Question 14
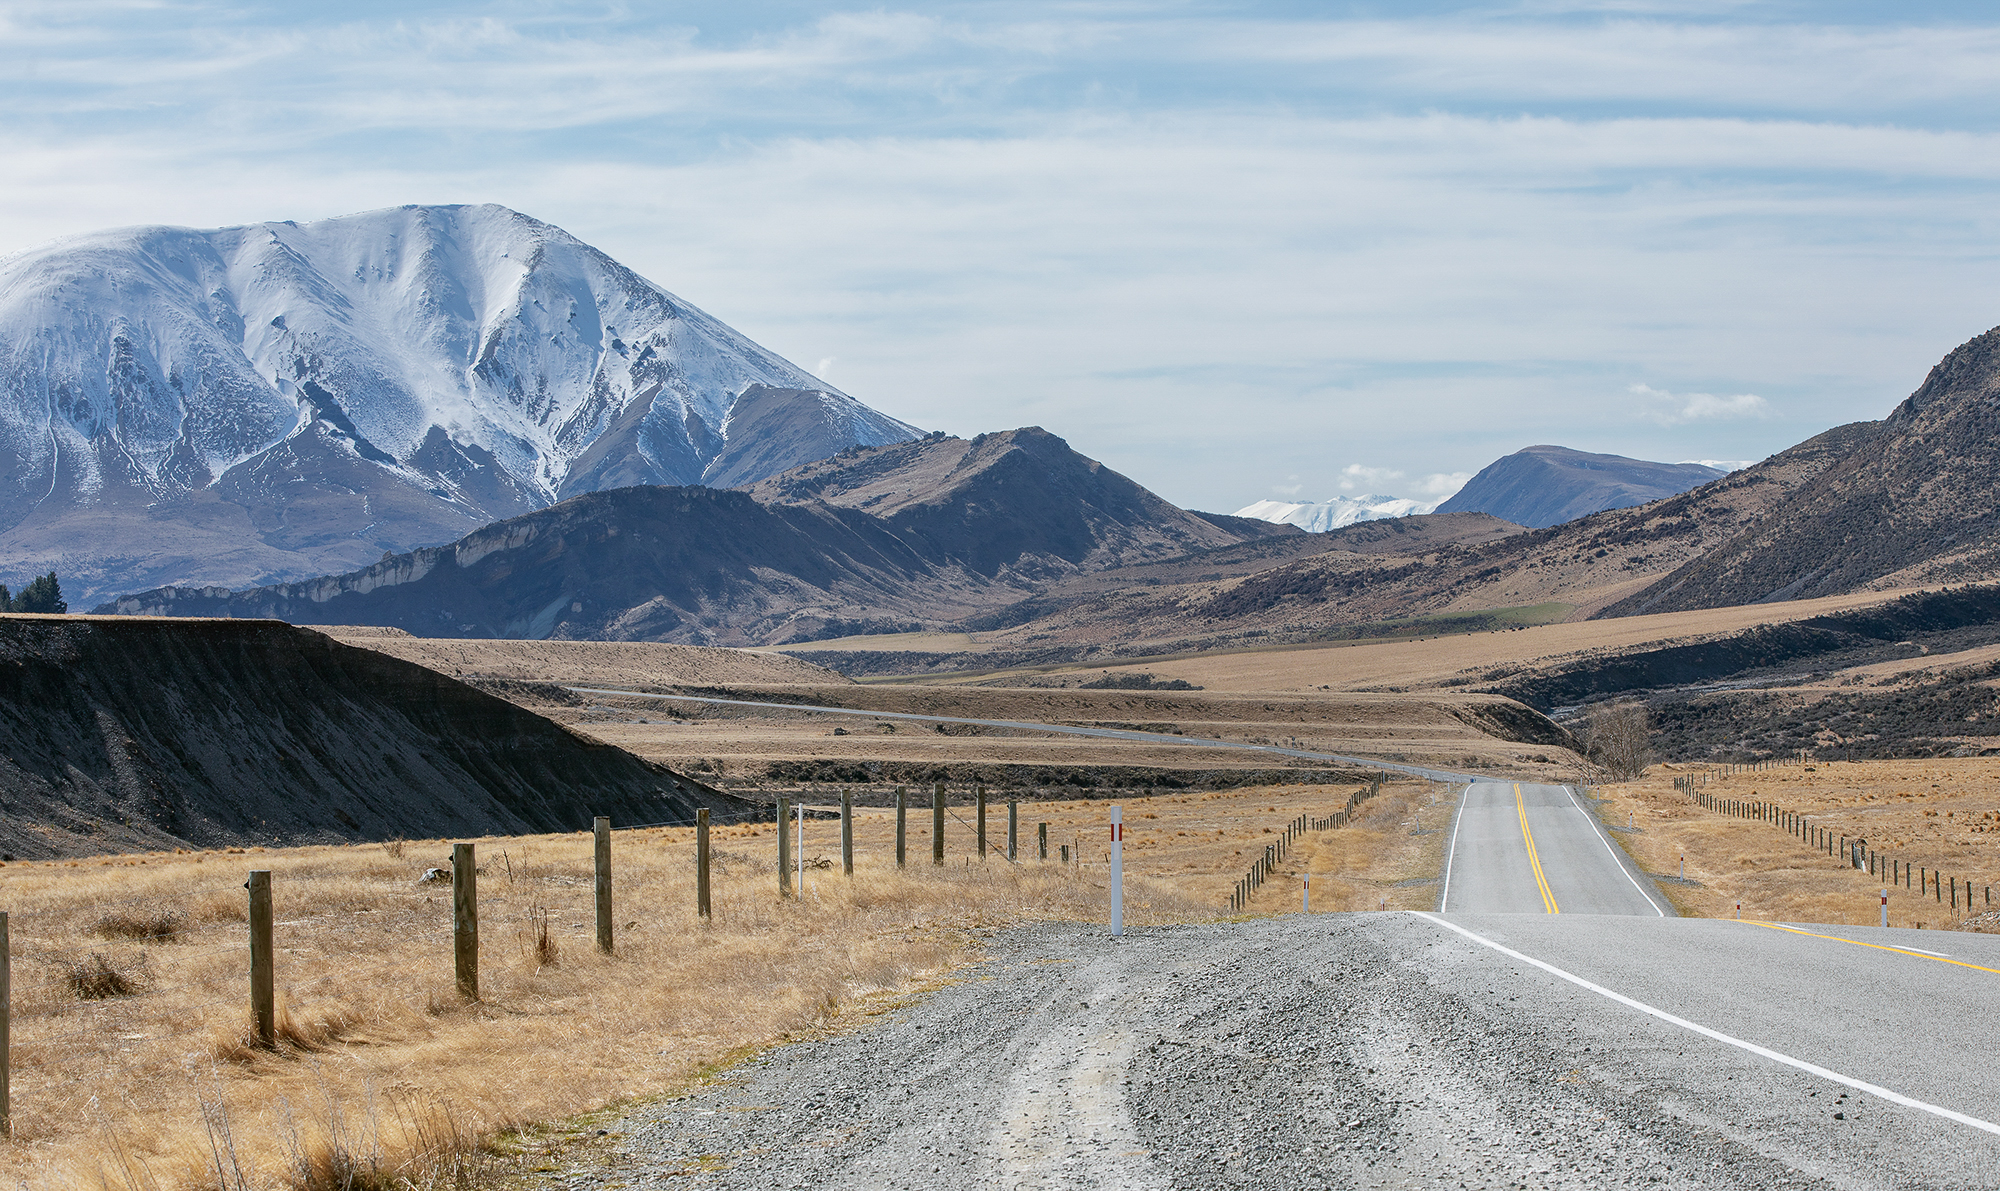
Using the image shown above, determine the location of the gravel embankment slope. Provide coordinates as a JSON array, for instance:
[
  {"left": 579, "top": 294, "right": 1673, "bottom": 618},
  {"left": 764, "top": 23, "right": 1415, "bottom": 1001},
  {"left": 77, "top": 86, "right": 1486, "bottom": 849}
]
[{"left": 529, "top": 913, "right": 2000, "bottom": 1189}]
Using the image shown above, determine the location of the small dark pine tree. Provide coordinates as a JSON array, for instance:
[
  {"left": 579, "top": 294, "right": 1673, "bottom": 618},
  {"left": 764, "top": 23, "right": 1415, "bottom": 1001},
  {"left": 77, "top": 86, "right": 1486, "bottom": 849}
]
[
  {"left": 12, "top": 572, "right": 65, "bottom": 614},
  {"left": 0, "top": 585, "right": 12, "bottom": 611}
]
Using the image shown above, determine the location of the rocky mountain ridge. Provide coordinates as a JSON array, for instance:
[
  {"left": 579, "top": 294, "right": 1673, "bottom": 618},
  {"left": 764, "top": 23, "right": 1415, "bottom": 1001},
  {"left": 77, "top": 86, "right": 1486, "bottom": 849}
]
[
  {"left": 1435, "top": 445, "right": 1727, "bottom": 529},
  {"left": 100, "top": 428, "right": 1276, "bottom": 644},
  {"left": 1604, "top": 327, "right": 2000, "bottom": 614}
]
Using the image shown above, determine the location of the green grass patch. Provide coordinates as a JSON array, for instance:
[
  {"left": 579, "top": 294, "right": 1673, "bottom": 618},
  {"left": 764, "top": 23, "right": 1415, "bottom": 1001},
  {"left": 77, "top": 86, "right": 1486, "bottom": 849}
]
[{"left": 1312, "top": 601, "right": 1574, "bottom": 643}]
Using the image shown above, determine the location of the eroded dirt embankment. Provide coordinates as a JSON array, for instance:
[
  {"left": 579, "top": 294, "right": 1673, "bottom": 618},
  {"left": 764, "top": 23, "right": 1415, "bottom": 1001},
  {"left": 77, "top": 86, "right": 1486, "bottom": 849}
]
[{"left": 0, "top": 616, "right": 742, "bottom": 858}]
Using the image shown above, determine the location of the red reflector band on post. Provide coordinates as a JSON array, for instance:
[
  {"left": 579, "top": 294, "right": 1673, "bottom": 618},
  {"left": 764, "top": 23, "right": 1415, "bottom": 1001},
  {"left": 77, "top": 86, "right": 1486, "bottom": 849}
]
[{"left": 1111, "top": 824, "right": 1122, "bottom": 841}]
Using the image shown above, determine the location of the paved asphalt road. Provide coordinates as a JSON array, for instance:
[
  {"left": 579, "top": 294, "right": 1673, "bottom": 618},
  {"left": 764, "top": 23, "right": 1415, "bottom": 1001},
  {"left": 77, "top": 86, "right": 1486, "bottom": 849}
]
[
  {"left": 535, "top": 773, "right": 1999, "bottom": 1189},
  {"left": 1440, "top": 781, "right": 1671, "bottom": 916}
]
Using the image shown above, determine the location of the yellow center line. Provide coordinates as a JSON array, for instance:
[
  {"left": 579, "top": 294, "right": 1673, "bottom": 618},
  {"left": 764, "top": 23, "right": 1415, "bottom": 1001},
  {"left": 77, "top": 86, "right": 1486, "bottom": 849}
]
[
  {"left": 1749, "top": 920, "right": 2000, "bottom": 975},
  {"left": 1516, "top": 783, "right": 1559, "bottom": 914}
]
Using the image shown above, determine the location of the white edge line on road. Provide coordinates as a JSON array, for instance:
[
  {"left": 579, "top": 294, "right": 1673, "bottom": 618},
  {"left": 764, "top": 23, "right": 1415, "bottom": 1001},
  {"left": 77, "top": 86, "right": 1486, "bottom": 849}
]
[
  {"left": 1412, "top": 912, "right": 2000, "bottom": 1138},
  {"left": 1438, "top": 786, "right": 1469, "bottom": 912},
  {"left": 1563, "top": 785, "right": 1669, "bottom": 918}
]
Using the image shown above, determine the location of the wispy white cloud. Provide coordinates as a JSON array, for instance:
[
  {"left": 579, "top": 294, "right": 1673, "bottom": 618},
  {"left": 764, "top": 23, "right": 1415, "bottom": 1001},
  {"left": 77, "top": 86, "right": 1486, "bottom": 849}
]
[
  {"left": 1328, "top": 465, "right": 1470, "bottom": 502},
  {"left": 0, "top": 4, "right": 1994, "bottom": 511},
  {"left": 1631, "top": 383, "right": 1770, "bottom": 425},
  {"left": 1337, "top": 464, "right": 1404, "bottom": 492}
]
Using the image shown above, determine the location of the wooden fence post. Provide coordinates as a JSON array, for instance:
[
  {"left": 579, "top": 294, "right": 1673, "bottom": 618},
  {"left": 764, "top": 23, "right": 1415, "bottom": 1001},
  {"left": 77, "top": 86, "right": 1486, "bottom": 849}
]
[
  {"left": 778, "top": 798, "right": 793, "bottom": 897},
  {"left": 248, "top": 870, "right": 275, "bottom": 1046},
  {"left": 896, "top": 787, "right": 907, "bottom": 869},
  {"left": 1008, "top": 800, "right": 1018, "bottom": 861},
  {"left": 932, "top": 785, "right": 945, "bottom": 866},
  {"left": 1039, "top": 822, "right": 1048, "bottom": 861},
  {"left": 594, "top": 816, "right": 613, "bottom": 954},
  {"left": 697, "top": 808, "right": 712, "bottom": 920},
  {"left": 0, "top": 911, "right": 7, "bottom": 1139},
  {"left": 841, "top": 789, "right": 854, "bottom": 876},
  {"left": 452, "top": 844, "right": 478, "bottom": 1000},
  {"left": 977, "top": 786, "right": 988, "bottom": 858}
]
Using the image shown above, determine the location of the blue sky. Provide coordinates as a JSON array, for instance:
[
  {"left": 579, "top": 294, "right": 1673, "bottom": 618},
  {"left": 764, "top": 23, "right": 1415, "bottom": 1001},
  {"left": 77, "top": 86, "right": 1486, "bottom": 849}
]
[{"left": 3, "top": 2, "right": 1998, "bottom": 511}]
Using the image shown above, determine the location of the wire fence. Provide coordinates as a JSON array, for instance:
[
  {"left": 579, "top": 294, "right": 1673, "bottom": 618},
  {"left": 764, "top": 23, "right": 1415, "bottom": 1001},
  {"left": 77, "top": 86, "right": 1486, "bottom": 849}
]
[{"left": 1674, "top": 757, "right": 1995, "bottom": 921}]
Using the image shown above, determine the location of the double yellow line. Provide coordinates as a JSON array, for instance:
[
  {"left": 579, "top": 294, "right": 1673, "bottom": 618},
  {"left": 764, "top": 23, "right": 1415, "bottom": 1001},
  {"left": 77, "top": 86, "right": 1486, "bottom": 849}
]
[{"left": 1516, "top": 783, "right": 1560, "bottom": 914}]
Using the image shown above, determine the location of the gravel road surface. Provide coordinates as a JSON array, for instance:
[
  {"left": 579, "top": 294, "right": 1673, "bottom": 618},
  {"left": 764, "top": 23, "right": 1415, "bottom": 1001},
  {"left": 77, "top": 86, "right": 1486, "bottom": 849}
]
[
  {"left": 532, "top": 913, "right": 2000, "bottom": 1190},
  {"left": 1441, "top": 781, "right": 1672, "bottom": 917}
]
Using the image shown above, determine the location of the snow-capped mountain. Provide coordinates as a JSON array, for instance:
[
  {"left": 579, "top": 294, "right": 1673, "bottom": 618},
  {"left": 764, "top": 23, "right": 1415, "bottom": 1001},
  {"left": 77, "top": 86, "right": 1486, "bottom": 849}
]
[
  {"left": 1232, "top": 494, "right": 1436, "bottom": 532},
  {"left": 0, "top": 204, "right": 921, "bottom": 603}
]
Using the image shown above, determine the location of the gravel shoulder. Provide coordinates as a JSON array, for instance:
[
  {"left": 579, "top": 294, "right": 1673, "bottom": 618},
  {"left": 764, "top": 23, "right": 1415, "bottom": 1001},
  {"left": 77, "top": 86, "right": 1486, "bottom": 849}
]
[{"left": 518, "top": 913, "right": 2000, "bottom": 1190}]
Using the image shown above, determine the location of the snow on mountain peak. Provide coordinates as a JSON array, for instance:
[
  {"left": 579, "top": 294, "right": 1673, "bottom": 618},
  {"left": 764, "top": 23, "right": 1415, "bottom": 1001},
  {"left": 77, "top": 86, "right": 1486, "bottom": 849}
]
[
  {"left": 0, "top": 203, "right": 923, "bottom": 602},
  {"left": 1233, "top": 494, "right": 1436, "bottom": 532}
]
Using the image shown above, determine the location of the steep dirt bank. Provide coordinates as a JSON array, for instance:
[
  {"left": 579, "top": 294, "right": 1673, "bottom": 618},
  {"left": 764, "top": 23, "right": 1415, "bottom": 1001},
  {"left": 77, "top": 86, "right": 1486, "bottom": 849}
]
[{"left": 0, "top": 616, "right": 743, "bottom": 859}]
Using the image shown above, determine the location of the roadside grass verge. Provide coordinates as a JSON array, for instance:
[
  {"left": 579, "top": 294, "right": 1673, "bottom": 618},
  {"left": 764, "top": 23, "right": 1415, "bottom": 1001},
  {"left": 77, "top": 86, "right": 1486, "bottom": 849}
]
[
  {"left": 1590, "top": 757, "right": 2000, "bottom": 928},
  {"left": 0, "top": 779, "right": 1389, "bottom": 1189}
]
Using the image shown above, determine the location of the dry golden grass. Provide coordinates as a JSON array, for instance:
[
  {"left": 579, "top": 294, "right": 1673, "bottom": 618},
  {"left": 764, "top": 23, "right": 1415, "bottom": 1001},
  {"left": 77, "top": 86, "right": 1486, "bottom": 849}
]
[
  {"left": 1272, "top": 780, "right": 1459, "bottom": 913},
  {"left": 0, "top": 779, "right": 1403, "bottom": 1189},
  {"left": 1593, "top": 757, "right": 2000, "bottom": 929},
  {"left": 567, "top": 685, "right": 1583, "bottom": 783},
  {"left": 1051, "top": 587, "right": 1929, "bottom": 694}
]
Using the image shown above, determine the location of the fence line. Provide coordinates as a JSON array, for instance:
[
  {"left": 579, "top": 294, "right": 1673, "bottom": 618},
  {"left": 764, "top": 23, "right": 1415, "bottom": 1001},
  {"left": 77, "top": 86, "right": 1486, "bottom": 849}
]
[
  {"left": 1672, "top": 760, "right": 1992, "bottom": 920},
  {"left": 1228, "top": 775, "right": 1387, "bottom": 913}
]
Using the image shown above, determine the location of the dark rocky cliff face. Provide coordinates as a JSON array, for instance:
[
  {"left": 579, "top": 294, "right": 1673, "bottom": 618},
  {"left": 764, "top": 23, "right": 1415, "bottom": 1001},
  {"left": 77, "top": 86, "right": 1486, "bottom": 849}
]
[
  {"left": 0, "top": 616, "right": 742, "bottom": 858},
  {"left": 1435, "top": 445, "right": 1725, "bottom": 529}
]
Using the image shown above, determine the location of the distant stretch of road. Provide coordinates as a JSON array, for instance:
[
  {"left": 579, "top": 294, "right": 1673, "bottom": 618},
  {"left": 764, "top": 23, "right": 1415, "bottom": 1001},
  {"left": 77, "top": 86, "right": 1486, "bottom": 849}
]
[
  {"left": 564, "top": 686, "right": 1489, "bottom": 784},
  {"left": 1439, "top": 780, "right": 1670, "bottom": 916}
]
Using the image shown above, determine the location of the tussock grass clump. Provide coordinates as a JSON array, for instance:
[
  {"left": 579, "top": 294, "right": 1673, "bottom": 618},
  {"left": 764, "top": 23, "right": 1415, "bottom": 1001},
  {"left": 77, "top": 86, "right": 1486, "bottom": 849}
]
[
  {"left": 92, "top": 908, "right": 186, "bottom": 942},
  {"left": 58, "top": 952, "right": 146, "bottom": 999}
]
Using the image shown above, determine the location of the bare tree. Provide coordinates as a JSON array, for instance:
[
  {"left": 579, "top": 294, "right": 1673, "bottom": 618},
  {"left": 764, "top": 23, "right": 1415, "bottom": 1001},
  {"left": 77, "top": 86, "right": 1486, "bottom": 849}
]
[{"left": 1579, "top": 701, "right": 1651, "bottom": 779}]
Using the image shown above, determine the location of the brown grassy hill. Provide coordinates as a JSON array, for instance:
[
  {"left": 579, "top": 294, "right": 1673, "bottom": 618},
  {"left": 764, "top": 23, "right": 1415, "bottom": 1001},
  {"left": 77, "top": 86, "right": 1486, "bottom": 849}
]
[
  {"left": 98, "top": 429, "right": 1285, "bottom": 645},
  {"left": 1605, "top": 327, "right": 2000, "bottom": 615},
  {"left": 742, "top": 427, "right": 1253, "bottom": 574},
  {"left": 941, "top": 423, "right": 1868, "bottom": 659},
  {"left": 0, "top": 616, "right": 739, "bottom": 858}
]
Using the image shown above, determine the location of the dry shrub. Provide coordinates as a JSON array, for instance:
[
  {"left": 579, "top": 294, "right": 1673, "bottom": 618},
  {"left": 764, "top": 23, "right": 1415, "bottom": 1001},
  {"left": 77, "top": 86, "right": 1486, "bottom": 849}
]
[
  {"left": 58, "top": 952, "right": 146, "bottom": 1000},
  {"left": 525, "top": 903, "right": 558, "bottom": 969},
  {"left": 93, "top": 908, "right": 186, "bottom": 943},
  {"left": 1579, "top": 701, "right": 1651, "bottom": 779}
]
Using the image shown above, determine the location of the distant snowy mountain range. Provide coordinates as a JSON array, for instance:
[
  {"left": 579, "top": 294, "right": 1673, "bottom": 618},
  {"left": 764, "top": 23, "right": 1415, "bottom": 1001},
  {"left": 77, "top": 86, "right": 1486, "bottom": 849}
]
[
  {"left": 0, "top": 203, "right": 921, "bottom": 603},
  {"left": 1232, "top": 494, "right": 1437, "bottom": 532},
  {"left": 1238, "top": 450, "right": 1751, "bottom": 533}
]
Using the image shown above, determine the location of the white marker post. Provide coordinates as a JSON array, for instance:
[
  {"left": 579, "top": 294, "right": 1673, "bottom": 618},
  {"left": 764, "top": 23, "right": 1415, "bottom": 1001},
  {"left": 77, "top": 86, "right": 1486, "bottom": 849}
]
[
  {"left": 1881, "top": 888, "right": 1889, "bottom": 928},
  {"left": 1303, "top": 874, "right": 1311, "bottom": 914},
  {"left": 795, "top": 800, "right": 804, "bottom": 894},
  {"left": 1109, "top": 805, "right": 1124, "bottom": 937}
]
